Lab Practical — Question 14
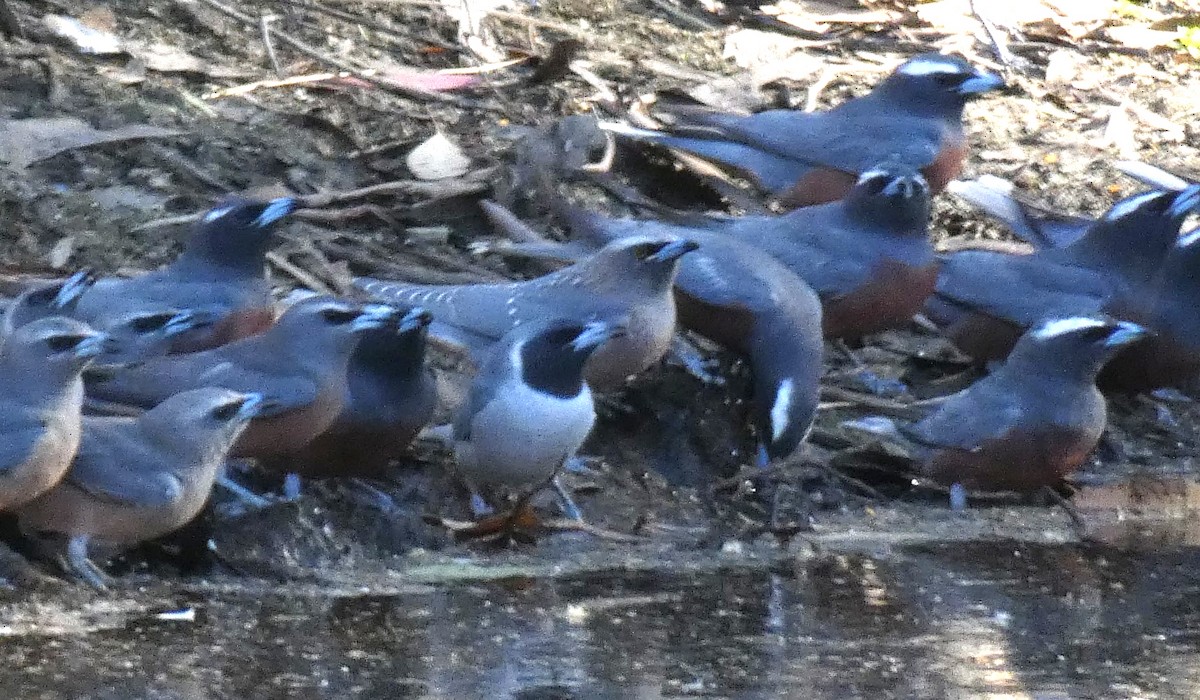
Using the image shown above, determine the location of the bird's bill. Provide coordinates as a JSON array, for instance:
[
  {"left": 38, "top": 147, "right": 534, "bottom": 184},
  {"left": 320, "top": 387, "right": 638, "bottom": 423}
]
[{"left": 649, "top": 239, "right": 701, "bottom": 263}]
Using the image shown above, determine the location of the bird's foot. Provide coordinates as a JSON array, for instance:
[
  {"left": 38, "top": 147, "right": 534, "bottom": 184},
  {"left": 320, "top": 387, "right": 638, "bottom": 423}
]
[
  {"left": 215, "top": 475, "right": 273, "bottom": 509},
  {"left": 64, "top": 536, "right": 112, "bottom": 591},
  {"left": 670, "top": 338, "right": 726, "bottom": 386},
  {"left": 851, "top": 369, "right": 908, "bottom": 397},
  {"left": 552, "top": 475, "right": 583, "bottom": 521}
]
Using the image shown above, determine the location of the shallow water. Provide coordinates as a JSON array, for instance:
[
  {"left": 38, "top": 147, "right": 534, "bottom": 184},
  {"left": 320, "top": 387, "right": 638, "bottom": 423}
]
[{"left": 3, "top": 535, "right": 1200, "bottom": 700}]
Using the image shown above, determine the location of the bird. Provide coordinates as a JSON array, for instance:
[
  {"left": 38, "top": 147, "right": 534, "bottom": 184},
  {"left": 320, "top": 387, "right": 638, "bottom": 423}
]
[
  {"left": 453, "top": 318, "right": 622, "bottom": 535},
  {"left": 16, "top": 388, "right": 264, "bottom": 589},
  {"left": 264, "top": 305, "right": 438, "bottom": 478},
  {"left": 94, "top": 308, "right": 219, "bottom": 365},
  {"left": 82, "top": 296, "right": 397, "bottom": 460},
  {"left": 72, "top": 196, "right": 296, "bottom": 353},
  {"left": 501, "top": 198, "right": 824, "bottom": 465},
  {"left": 849, "top": 317, "right": 1147, "bottom": 496},
  {"left": 603, "top": 53, "right": 1004, "bottom": 207},
  {"left": 655, "top": 165, "right": 935, "bottom": 340},
  {"left": 354, "top": 236, "right": 698, "bottom": 390},
  {"left": 1, "top": 269, "right": 96, "bottom": 343},
  {"left": 927, "top": 186, "right": 1200, "bottom": 363},
  {"left": 0, "top": 317, "right": 109, "bottom": 512},
  {"left": 1100, "top": 229, "right": 1200, "bottom": 392}
]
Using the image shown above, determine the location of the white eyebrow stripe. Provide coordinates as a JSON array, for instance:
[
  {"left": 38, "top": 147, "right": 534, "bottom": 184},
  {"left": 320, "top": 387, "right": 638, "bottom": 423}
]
[
  {"left": 898, "top": 59, "right": 966, "bottom": 77},
  {"left": 1104, "top": 191, "right": 1162, "bottom": 221},
  {"left": 1033, "top": 317, "right": 1106, "bottom": 339}
]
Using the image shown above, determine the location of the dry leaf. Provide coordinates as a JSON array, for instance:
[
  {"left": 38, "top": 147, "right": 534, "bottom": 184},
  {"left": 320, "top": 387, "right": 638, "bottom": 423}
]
[
  {"left": 407, "top": 132, "right": 471, "bottom": 180},
  {"left": 0, "top": 117, "right": 184, "bottom": 171},
  {"left": 47, "top": 236, "right": 75, "bottom": 269},
  {"left": 43, "top": 14, "right": 122, "bottom": 54}
]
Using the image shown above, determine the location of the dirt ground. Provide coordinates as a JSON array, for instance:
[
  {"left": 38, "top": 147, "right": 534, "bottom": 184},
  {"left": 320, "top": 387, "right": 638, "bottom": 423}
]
[{"left": 0, "top": 0, "right": 1199, "bottom": 595}]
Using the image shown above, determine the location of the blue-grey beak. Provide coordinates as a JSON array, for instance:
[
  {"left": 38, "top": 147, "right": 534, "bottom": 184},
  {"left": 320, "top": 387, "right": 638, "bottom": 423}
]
[
  {"left": 235, "top": 392, "right": 268, "bottom": 420},
  {"left": 1167, "top": 184, "right": 1200, "bottom": 220},
  {"left": 570, "top": 321, "right": 623, "bottom": 352},
  {"left": 957, "top": 72, "right": 1005, "bottom": 95},
  {"left": 254, "top": 197, "right": 298, "bottom": 227},
  {"left": 648, "top": 238, "right": 700, "bottom": 263},
  {"left": 53, "top": 269, "right": 97, "bottom": 309},
  {"left": 351, "top": 304, "right": 400, "bottom": 332},
  {"left": 74, "top": 332, "right": 112, "bottom": 359},
  {"left": 397, "top": 307, "right": 433, "bottom": 334},
  {"left": 1105, "top": 321, "right": 1149, "bottom": 348}
]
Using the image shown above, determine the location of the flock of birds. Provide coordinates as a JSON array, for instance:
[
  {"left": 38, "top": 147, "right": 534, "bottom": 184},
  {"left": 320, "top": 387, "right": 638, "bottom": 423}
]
[{"left": 1, "top": 51, "right": 1197, "bottom": 589}]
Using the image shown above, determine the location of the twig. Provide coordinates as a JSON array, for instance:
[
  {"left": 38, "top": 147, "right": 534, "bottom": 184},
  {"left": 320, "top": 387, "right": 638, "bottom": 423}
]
[
  {"left": 265, "top": 251, "right": 336, "bottom": 294},
  {"left": 192, "top": 0, "right": 497, "bottom": 111},
  {"left": 290, "top": 0, "right": 461, "bottom": 52},
  {"left": 804, "top": 66, "right": 836, "bottom": 112},
  {"left": 298, "top": 171, "right": 495, "bottom": 207},
  {"left": 969, "top": 0, "right": 1018, "bottom": 69},
  {"left": 485, "top": 9, "right": 590, "bottom": 40},
  {"left": 260, "top": 14, "right": 284, "bottom": 77}
]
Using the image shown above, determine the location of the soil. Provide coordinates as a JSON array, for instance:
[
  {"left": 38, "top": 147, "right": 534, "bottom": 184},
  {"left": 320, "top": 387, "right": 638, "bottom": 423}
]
[{"left": 0, "top": 0, "right": 1198, "bottom": 602}]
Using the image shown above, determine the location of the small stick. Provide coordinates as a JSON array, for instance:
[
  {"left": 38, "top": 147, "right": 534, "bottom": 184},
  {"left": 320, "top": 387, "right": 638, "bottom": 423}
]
[{"left": 260, "top": 14, "right": 284, "bottom": 77}]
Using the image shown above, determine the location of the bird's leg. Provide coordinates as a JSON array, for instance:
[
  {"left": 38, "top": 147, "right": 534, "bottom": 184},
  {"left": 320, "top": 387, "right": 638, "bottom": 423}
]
[
  {"left": 948, "top": 483, "right": 968, "bottom": 512},
  {"left": 669, "top": 337, "right": 726, "bottom": 386},
  {"left": 215, "top": 474, "right": 272, "bottom": 509},
  {"left": 282, "top": 473, "right": 303, "bottom": 501},
  {"left": 347, "top": 479, "right": 405, "bottom": 515},
  {"left": 551, "top": 475, "right": 584, "bottom": 521},
  {"left": 834, "top": 339, "right": 908, "bottom": 396},
  {"left": 1039, "top": 486, "right": 1089, "bottom": 539},
  {"left": 469, "top": 491, "right": 495, "bottom": 518},
  {"left": 64, "top": 535, "right": 111, "bottom": 591}
]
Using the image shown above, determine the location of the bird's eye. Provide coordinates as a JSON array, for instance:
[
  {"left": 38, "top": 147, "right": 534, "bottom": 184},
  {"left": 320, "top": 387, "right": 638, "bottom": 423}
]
[
  {"left": 1080, "top": 326, "right": 1114, "bottom": 343},
  {"left": 319, "top": 308, "right": 357, "bottom": 324},
  {"left": 211, "top": 402, "right": 241, "bottom": 421},
  {"left": 934, "top": 73, "right": 963, "bottom": 88},
  {"left": 45, "top": 335, "right": 82, "bottom": 353},
  {"left": 631, "top": 243, "right": 662, "bottom": 260},
  {"left": 127, "top": 314, "right": 175, "bottom": 333}
]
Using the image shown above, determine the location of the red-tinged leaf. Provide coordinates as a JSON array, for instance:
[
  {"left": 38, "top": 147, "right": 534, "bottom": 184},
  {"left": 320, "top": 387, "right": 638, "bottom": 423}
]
[{"left": 372, "top": 68, "right": 479, "bottom": 92}]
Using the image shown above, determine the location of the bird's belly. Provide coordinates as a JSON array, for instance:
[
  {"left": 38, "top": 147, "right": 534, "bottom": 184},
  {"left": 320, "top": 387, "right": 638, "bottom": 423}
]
[
  {"left": 921, "top": 426, "right": 1102, "bottom": 494},
  {"left": 457, "top": 389, "right": 595, "bottom": 491},
  {"left": 583, "top": 299, "right": 677, "bottom": 389},
  {"left": 822, "top": 259, "right": 939, "bottom": 340}
]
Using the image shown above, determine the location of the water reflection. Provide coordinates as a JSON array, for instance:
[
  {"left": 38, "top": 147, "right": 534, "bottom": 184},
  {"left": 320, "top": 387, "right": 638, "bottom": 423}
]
[{"left": 2, "top": 539, "right": 1200, "bottom": 699}]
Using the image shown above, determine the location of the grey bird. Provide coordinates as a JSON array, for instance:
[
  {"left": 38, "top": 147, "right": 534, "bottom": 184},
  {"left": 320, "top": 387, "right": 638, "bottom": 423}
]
[
  {"left": 354, "top": 236, "right": 698, "bottom": 390},
  {"left": 82, "top": 297, "right": 397, "bottom": 460},
  {"left": 603, "top": 53, "right": 1003, "bottom": 207},
  {"left": 847, "top": 317, "right": 1147, "bottom": 496},
  {"left": 266, "top": 305, "right": 438, "bottom": 478},
  {"left": 0, "top": 317, "right": 108, "bottom": 511},
  {"left": 1, "top": 269, "right": 96, "bottom": 343},
  {"left": 17, "top": 388, "right": 265, "bottom": 589},
  {"left": 94, "top": 308, "right": 219, "bottom": 365},
  {"left": 483, "top": 199, "right": 824, "bottom": 465},
  {"left": 928, "top": 186, "right": 1200, "bottom": 363},
  {"left": 453, "top": 318, "right": 622, "bottom": 535},
  {"left": 73, "top": 197, "right": 296, "bottom": 353}
]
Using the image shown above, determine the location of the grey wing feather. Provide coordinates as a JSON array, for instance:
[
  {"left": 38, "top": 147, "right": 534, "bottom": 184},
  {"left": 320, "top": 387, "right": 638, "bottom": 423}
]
[
  {"left": 900, "top": 375, "right": 1024, "bottom": 452},
  {"left": 0, "top": 427, "right": 46, "bottom": 476},
  {"left": 711, "top": 108, "right": 943, "bottom": 174},
  {"left": 935, "top": 252, "right": 1112, "bottom": 325},
  {"left": 66, "top": 429, "right": 181, "bottom": 507}
]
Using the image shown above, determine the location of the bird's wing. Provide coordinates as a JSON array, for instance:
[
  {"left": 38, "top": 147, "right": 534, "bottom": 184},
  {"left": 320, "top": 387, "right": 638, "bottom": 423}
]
[
  {"left": 900, "top": 376, "right": 1026, "bottom": 452},
  {"left": 86, "top": 355, "right": 318, "bottom": 417},
  {"left": 0, "top": 425, "right": 48, "bottom": 476},
  {"left": 934, "top": 251, "right": 1112, "bottom": 326},
  {"left": 65, "top": 426, "right": 182, "bottom": 507}
]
